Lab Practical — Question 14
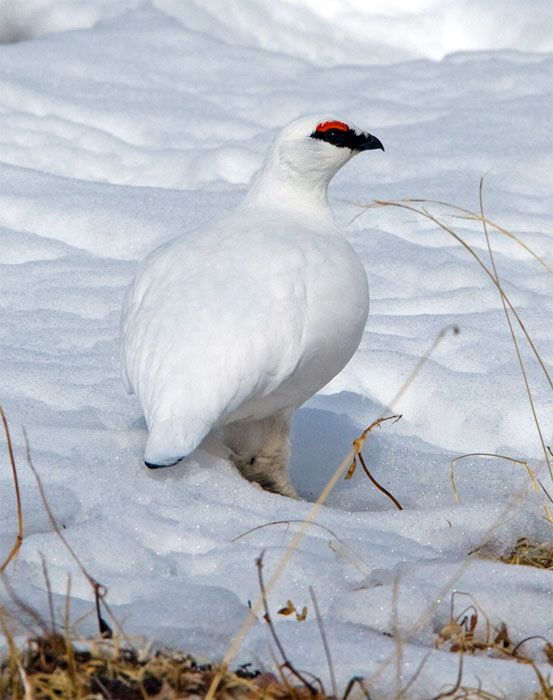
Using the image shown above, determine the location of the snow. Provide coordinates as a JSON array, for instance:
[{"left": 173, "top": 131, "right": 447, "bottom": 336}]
[{"left": 0, "top": 1, "right": 552, "bottom": 697}]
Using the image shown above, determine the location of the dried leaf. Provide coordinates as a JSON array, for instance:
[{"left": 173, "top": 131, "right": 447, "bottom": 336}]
[
  {"left": 344, "top": 459, "right": 356, "bottom": 480},
  {"left": 494, "top": 622, "right": 510, "bottom": 648},
  {"left": 277, "top": 600, "right": 295, "bottom": 616}
]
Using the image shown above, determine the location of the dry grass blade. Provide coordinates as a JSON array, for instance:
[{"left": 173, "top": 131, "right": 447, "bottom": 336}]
[
  {"left": 1, "top": 573, "right": 49, "bottom": 637},
  {"left": 429, "top": 652, "right": 463, "bottom": 700},
  {"left": 372, "top": 200, "right": 553, "bottom": 390},
  {"left": 231, "top": 519, "right": 342, "bottom": 544},
  {"left": 233, "top": 519, "right": 372, "bottom": 579},
  {"left": 387, "top": 325, "right": 460, "bottom": 411},
  {"left": 39, "top": 553, "right": 56, "bottom": 634},
  {"left": 413, "top": 196, "right": 553, "bottom": 277},
  {"left": 346, "top": 322, "right": 459, "bottom": 511},
  {"left": 450, "top": 453, "right": 540, "bottom": 504},
  {"left": 476, "top": 180, "right": 552, "bottom": 493},
  {"left": 22, "top": 428, "right": 120, "bottom": 641},
  {"left": 24, "top": 429, "right": 92, "bottom": 586},
  {"left": 365, "top": 198, "right": 553, "bottom": 488},
  {"left": 0, "top": 407, "right": 23, "bottom": 573},
  {"left": 347, "top": 196, "right": 553, "bottom": 276},
  {"left": 309, "top": 586, "right": 337, "bottom": 700},
  {"left": 0, "top": 605, "right": 24, "bottom": 699}
]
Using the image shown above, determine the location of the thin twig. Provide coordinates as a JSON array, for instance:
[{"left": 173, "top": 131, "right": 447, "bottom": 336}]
[
  {"left": 429, "top": 651, "right": 464, "bottom": 699},
  {"left": 392, "top": 572, "right": 403, "bottom": 699},
  {"left": 39, "top": 553, "right": 56, "bottom": 634},
  {"left": 387, "top": 326, "right": 459, "bottom": 412},
  {"left": 512, "top": 634, "right": 552, "bottom": 657},
  {"left": 451, "top": 590, "right": 491, "bottom": 646},
  {"left": 23, "top": 428, "right": 113, "bottom": 639},
  {"left": 63, "top": 575, "right": 79, "bottom": 695},
  {"left": 342, "top": 676, "right": 372, "bottom": 700},
  {"left": 399, "top": 649, "right": 433, "bottom": 696},
  {"left": 309, "top": 586, "right": 337, "bottom": 699},
  {"left": 16, "top": 659, "right": 33, "bottom": 700},
  {"left": 0, "top": 573, "right": 48, "bottom": 635},
  {"left": 256, "top": 552, "right": 317, "bottom": 695},
  {"left": 358, "top": 453, "right": 403, "bottom": 510},
  {"left": 0, "top": 406, "right": 23, "bottom": 572},
  {"left": 232, "top": 520, "right": 341, "bottom": 543},
  {"left": 450, "top": 452, "right": 539, "bottom": 504},
  {"left": 478, "top": 179, "right": 552, "bottom": 489},
  {"left": 347, "top": 414, "right": 404, "bottom": 509}
]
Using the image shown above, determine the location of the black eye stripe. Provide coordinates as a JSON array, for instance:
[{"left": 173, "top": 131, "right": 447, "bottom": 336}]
[{"left": 310, "top": 127, "right": 365, "bottom": 150}]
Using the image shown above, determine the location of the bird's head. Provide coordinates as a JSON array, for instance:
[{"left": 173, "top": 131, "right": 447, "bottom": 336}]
[{"left": 245, "top": 115, "right": 384, "bottom": 214}]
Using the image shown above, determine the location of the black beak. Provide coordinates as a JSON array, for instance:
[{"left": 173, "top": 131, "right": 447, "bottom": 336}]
[{"left": 357, "top": 133, "right": 385, "bottom": 152}]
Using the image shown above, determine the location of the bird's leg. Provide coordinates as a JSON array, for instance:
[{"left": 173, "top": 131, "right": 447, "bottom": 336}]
[{"left": 224, "top": 411, "right": 298, "bottom": 498}]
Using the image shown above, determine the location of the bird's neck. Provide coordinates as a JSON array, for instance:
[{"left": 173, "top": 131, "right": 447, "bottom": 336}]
[{"left": 243, "top": 167, "right": 336, "bottom": 227}]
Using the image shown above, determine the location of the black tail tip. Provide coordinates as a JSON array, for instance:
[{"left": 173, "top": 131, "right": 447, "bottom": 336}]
[{"left": 145, "top": 459, "right": 181, "bottom": 469}]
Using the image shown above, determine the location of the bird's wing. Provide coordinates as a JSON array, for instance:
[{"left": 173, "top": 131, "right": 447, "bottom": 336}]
[{"left": 121, "top": 216, "right": 314, "bottom": 462}]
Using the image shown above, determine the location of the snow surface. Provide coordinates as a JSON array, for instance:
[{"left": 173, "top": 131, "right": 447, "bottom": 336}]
[{"left": 0, "top": 1, "right": 552, "bottom": 697}]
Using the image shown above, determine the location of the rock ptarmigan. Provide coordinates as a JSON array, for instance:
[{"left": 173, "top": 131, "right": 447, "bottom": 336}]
[{"left": 121, "top": 115, "right": 384, "bottom": 498}]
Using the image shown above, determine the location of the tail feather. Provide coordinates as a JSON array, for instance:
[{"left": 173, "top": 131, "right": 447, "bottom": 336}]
[{"left": 144, "top": 417, "right": 208, "bottom": 466}]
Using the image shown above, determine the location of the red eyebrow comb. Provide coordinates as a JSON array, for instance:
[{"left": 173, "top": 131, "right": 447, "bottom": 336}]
[{"left": 315, "top": 120, "right": 349, "bottom": 132}]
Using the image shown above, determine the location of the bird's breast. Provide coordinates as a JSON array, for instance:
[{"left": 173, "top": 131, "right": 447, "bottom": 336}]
[{"left": 226, "top": 227, "right": 369, "bottom": 420}]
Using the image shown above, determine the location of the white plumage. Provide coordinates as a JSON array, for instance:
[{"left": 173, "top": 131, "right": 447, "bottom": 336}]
[{"left": 121, "top": 115, "right": 384, "bottom": 497}]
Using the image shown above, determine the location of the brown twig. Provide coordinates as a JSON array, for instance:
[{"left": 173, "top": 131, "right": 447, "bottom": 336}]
[
  {"left": 0, "top": 574, "right": 48, "bottom": 636},
  {"left": 0, "top": 406, "right": 23, "bottom": 572},
  {"left": 232, "top": 520, "right": 341, "bottom": 543},
  {"left": 429, "top": 651, "right": 463, "bottom": 700},
  {"left": 512, "top": 634, "right": 552, "bottom": 657},
  {"left": 346, "top": 414, "right": 404, "bottom": 510},
  {"left": 23, "top": 428, "right": 113, "bottom": 640},
  {"left": 256, "top": 551, "right": 318, "bottom": 695},
  {"left": 342, "top": 676, "right": 372, "bottom": 700},
  {"left": 39, "top": 553, "right": 56, "bottom": 635},
  {"left": 63, "top": 575, "right": 80, "bottom": 695},
  {"left": 309, "top": 586, "right": 337, "bottom": 699},
  {"left": 358, "top": 453, "right": 403, "bottom": 511}
]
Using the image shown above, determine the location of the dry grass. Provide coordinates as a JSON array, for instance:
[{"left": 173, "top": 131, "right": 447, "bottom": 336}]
[
  {"left": 0, "top": 627, "right": 551, "bottom": 700},
  {"left": 501, "top": 538, "right": 553, "bottom": 571},
  {"left": 0, "top": 632, "right": 336, "bottom": 700}
]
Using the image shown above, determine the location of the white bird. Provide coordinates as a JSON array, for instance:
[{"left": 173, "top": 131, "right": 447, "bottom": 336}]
[{"left": 121, "top": 115, "right": 384, "bottom": 497}]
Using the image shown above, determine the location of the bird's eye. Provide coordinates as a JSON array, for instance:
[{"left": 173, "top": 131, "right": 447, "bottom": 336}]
[{"left": 326, "top": 129, "right": 345, "bottom": 145}]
